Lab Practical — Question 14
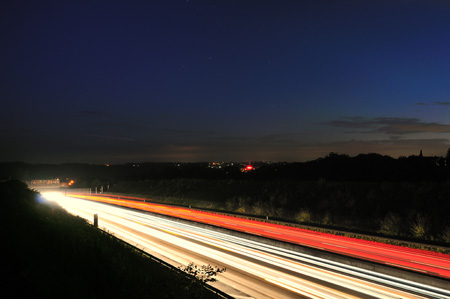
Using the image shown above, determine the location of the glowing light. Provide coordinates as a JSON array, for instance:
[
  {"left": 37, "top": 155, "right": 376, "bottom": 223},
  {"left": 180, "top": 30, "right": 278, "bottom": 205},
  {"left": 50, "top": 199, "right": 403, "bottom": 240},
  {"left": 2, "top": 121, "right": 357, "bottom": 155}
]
[
  {"left": 65, "top": 193, "right": 450, "bottom": 280},
  {"left": 42, "top": 192, "right": 65, "bottom": 201},
  {"left": 47, "top": 194, "right": 450, "bottom": 298}
]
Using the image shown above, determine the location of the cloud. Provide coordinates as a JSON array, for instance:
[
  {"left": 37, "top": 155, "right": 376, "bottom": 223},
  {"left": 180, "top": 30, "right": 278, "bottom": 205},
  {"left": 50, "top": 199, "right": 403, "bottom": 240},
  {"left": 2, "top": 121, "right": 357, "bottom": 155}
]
[
  {"left": 434, "top": 101, "right": 450, "bottom": 106},
  {"left": 327, "top": 117, "right": 450, "bottom": 135},
  {"left": 414, "top": 101, "right": 450, "bottom": 106},
  {"left": 295, "top": 138, "right": 450, "bottom": 160}
]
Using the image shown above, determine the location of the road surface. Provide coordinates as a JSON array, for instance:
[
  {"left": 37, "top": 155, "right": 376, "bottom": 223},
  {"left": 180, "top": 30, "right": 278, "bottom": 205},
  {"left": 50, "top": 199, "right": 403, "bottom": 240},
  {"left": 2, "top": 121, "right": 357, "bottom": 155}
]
[
  {"left": 43, "top": 192, "right": 450, "bottom": 299},
  {"left": 68, "top": 194, "right": 450, "bottom": 280}
]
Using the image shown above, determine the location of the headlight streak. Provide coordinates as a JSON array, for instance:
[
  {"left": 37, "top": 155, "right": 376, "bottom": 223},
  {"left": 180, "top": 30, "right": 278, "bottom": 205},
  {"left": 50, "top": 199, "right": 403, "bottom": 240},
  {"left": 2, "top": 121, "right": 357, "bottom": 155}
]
[
  {"left": 108, "top": 214, "right": 425, "bottom": 298},
  {"left": 65, "top": 193, "right": 450, "bottom": 281},
  {"left": 43, "top": 193, "right": 450, "bottom": 299},
  {"left": 44, "top": 196, "right": 361, "bottom": 298},
  {"left": 99, "top": 222, "right": 197, "bottom": 266},
  {"left": 118, "top": 217, "right": 353, "bottom": 299},
  {"left": 174, "top": 224, "right": 450, "bottom": 298},
  {"left": 119, "top": 215, "right": 435, "bottom": 299},
  {"left": 106, "top": 207, "right": 450, "bottom": 298},
  {"left": 86, "top": 212, "right": 349, "bottom": 298},
  {"left": 263, "top": 277, "right": 360, "bottom": 299}
]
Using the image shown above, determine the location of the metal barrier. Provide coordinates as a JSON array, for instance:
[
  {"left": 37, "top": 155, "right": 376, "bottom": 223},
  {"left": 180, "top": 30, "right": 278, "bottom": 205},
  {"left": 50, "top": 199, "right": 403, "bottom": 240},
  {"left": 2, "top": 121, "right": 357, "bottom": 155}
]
[{"left": 93, "top": 225, "right": 234, "bottom": 299}]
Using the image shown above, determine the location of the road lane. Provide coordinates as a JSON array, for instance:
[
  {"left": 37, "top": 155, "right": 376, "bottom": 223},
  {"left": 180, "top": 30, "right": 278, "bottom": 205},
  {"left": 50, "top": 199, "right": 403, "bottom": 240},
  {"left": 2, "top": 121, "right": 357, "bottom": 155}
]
[
  {"left": 66, "top": 193, "right": 450, "bottom": 281},
  {"left": 43, "top": 192, "right": 450, "bottom": 299}
]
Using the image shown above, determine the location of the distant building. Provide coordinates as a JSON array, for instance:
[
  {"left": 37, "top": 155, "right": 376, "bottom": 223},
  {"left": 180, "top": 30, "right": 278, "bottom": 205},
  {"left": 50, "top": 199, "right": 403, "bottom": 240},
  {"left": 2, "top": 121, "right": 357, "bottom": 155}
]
[{"left": 30, "top": 179, "right": 60, "bottom": 186}]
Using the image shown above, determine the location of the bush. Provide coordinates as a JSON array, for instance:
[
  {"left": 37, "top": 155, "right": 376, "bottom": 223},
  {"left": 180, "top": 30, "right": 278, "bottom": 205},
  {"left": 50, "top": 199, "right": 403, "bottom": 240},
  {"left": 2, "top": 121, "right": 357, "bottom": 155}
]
[
  {"left": 179, "top": 263, "right": 226, "bottom": 283},
  {"left": 378, "top": 212, "right": 401, "bottom": 236},
  {"left": 295, "top": 209, "right": 312, "bottom": 223},
  {"left": 410, "top": 214, "right": 428, "bottom": 239}
]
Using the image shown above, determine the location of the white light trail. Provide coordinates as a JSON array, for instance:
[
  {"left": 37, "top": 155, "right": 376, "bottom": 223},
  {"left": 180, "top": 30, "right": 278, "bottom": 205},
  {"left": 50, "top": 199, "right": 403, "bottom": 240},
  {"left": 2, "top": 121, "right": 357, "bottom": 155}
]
[{"left": 43, "top": 192, "right": 450, "bottom": 299}]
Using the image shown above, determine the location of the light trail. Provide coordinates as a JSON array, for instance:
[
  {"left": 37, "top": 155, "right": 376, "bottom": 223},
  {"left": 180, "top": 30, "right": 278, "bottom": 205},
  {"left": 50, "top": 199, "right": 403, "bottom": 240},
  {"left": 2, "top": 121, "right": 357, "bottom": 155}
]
[
  {"left": 43, "top": 192, "right": 450, "bottom": 299},
  {"left": 65, "top": 193, "right": 450, "bottom": 281}
]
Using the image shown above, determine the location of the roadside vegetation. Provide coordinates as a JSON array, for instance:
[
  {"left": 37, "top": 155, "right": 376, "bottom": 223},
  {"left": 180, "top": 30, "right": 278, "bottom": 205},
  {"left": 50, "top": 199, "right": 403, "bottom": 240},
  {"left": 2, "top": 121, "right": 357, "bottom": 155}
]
[
  {"left": 109, "top": 178, "right": 450, "bottom": 251},
  {"left": 0, "top": 180, "right": 221, "bottom": 299},
  {"left": 2, "top": 150, "right": 450, "bottom": 253}
]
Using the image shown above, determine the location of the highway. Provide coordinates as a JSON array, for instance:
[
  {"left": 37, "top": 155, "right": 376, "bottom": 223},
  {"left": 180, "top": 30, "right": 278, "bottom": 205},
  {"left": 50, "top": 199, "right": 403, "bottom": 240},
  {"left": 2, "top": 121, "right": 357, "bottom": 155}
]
[
  {"left": 43, "top": 192, "right": 450, "bottom": 299},
  {"left": 66, "top": 193, "right": 450, "bottom": 280}
]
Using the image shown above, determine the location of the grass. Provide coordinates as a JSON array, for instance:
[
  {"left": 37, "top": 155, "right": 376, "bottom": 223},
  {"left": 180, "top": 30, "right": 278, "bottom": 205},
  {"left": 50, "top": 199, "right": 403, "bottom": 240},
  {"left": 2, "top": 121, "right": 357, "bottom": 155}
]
[{"left": 0, "top": 180, "right": 221, "bottom": 299}]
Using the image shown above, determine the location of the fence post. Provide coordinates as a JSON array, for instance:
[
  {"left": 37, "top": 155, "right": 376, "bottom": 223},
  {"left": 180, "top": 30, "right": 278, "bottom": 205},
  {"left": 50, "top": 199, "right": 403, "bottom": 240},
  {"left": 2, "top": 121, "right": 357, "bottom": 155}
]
[{"left": 94, "top": 214, "right": 98, "bottom": 228}]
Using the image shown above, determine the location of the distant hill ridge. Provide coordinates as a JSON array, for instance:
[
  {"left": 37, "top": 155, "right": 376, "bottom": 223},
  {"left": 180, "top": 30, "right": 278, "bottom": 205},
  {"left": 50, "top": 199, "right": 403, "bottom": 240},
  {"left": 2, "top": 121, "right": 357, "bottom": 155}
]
[{"left": 1, "top": 151, "right": 449, "bottom": 182}]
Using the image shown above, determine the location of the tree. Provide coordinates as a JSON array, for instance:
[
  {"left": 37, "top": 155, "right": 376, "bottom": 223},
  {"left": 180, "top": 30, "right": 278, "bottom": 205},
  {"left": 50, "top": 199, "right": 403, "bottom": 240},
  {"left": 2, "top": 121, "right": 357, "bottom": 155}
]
[
  {"left": 446, "top": 148, "right": 450, "bottom": 167},
  {"left": 179, "top": 263, "right": 226, "bottom": 283}
]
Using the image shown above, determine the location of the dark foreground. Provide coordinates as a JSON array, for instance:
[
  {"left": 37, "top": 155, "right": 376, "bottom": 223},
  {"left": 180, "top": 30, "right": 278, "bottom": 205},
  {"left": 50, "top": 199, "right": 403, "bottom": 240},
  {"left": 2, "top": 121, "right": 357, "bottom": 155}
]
[{"left": 0, "top": 180, "right": 220, "bottom": 299}]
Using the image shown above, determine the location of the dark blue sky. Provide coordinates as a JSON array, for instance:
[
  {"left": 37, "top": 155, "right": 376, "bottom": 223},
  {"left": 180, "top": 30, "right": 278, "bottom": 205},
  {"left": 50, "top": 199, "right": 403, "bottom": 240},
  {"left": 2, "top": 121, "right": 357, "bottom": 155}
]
[{"left": 2, "top": 1, "right": 450, "bottom": 163}]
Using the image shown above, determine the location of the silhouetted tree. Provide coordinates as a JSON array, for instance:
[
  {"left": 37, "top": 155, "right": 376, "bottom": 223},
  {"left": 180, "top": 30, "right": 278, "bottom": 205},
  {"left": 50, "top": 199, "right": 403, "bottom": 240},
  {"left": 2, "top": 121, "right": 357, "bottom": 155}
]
[
  {"left": 179, "top": 263, "right": 226, "bottom": 283},
  {"left": 446, "top": 148, "right": 450, "bottom": 167}
]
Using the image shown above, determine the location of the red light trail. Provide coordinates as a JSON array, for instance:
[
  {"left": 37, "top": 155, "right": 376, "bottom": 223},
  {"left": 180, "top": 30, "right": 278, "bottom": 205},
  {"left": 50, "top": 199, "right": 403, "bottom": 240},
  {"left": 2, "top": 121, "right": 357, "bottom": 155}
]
[{"left": 67, "top": 194, "right": 450, "bottom": 280}]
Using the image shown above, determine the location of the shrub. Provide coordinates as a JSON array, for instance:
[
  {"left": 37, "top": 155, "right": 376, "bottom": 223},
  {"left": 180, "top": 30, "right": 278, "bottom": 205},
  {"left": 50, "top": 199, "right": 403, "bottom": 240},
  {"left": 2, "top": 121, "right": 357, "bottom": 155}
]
[{"left": 378, "top": 212, "right": 401, "bottom": 236}]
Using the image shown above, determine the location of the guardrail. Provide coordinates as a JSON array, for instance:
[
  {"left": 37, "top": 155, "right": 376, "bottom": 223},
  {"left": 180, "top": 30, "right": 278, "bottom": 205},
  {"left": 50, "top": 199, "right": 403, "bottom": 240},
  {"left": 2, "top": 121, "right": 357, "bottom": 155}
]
[
  {"left": 72, "top": 192, "right": 450, "bottom": 291},
  {"left": 92, "top": 220, "right": 234, "bottom": 299},
  {"left": 92, "top": 192, "right": 450, "bottom": 254}
]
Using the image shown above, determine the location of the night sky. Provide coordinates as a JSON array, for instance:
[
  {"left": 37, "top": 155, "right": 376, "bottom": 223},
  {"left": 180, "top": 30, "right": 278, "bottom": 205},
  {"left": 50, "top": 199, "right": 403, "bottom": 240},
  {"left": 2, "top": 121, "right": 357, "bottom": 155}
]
[{"left": 2, "top": 1, "right": 450, "bottom": 164}]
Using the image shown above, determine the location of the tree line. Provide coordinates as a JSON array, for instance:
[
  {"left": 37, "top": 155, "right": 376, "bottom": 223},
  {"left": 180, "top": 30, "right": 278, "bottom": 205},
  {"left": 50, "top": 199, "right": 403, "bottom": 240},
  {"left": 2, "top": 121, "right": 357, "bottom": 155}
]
[
  {"left": 2, "top": 149, "right": 450, "bottom": 244},
  {"left": 2, "top": 150, "right": 450, "bottom": 182}
]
